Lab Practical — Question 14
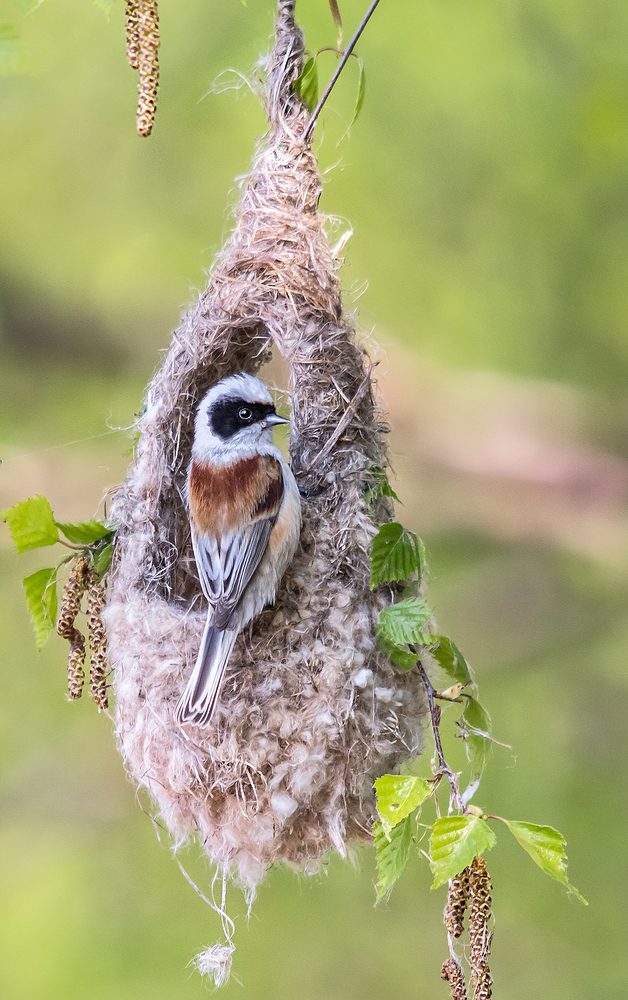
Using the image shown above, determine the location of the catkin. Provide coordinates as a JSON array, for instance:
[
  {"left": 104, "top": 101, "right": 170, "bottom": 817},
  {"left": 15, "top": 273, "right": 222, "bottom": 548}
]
[
  {"left": 469, "top": 856, "right": 493, "bottom": 1000},
  {"left": 136, "top": 0, "right": 160, "bottom": 137},
  {"left": 444, "top": 868, "right": 470, "bottom": 939},
  {"left": 57, "top": 556, "right": 89, "bottom": 700},
  {"left": 441, "top": 959, "right": 469, "bottom": 1000},
  {"left": 125, "top": 0, "right": 140, "bottom": 70},
  {"left": 66, "top": 634, "right": 87, "bottom": 701},
  {"left": 86, "top": 570, "right": 109, "bottom": 710}
]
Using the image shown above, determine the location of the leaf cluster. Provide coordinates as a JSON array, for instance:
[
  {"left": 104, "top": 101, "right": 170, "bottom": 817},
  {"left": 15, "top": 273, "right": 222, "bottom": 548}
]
[
  {"left": 373, "top": 774, "right": 586, "bottom": 905},
  {"left": 370, "top": 507, "right": 495, "bottom": 776},
  {"left": 1, "top": 495, "right": 114, "bottom": 650},
  {"left": 368, "top": 475, "right": 585, "bottom": 907}
]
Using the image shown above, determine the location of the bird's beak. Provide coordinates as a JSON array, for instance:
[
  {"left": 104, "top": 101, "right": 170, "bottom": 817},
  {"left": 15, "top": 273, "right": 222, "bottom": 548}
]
[{"left": 264, "top": 413, "right": 290, "bottom": 426}]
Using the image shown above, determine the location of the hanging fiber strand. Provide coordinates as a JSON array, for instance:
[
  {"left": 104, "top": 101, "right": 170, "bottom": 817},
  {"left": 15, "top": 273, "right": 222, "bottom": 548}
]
[{"left": 105, "top": 0, "right": 427, "bottom": 897}]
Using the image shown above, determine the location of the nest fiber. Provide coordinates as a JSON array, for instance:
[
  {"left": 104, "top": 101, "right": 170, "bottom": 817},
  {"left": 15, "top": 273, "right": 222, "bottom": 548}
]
[{"left": 105, "top": 0, "right": 426, "bottom": 892}]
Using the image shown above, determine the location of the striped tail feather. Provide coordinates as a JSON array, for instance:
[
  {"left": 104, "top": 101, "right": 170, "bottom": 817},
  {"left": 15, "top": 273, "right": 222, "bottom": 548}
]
[{"left": 175, "top": 619, "right": 238, "bottom": 727}]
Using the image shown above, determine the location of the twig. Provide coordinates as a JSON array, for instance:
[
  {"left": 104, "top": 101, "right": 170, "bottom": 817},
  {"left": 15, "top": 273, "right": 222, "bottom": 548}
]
[
  {"left": 418, "top": 663, "right": 447, "bottom": 771},
  {"left": 304, "top": 0, "right": 382, "bottom": 140},
  {"left": 417, "top": 662, "right": 467, "bottom": 813},
  {"left": 58, "top": 539, "right": 87, "bottom": 551},
  {"left": 303, "top": 363, "right": 376, "bottom": 472}
]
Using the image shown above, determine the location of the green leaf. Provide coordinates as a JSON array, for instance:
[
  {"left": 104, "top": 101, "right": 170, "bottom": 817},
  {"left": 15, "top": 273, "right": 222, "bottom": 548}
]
[
  {"left": 381, "top": 480, "right": 401, "bottom": 503},
  {"left": 430, "top": 636, "right": 473, "bottom": 686},
  {"left": 370, "top": 523, "right": 420, "bottom": 588},
  {"left": 92, "top": 542, "right": 113, "bottom": 579},
  {"left": 368, "top": 466, "right": 401, "bottom": 504},
  {"left": 350, "top": 59, "right": 366, "bottom": 129},
  {"left": 376, "top": 597, "right": 431, "bottom": 646},
  {"left": 0, "top": 23, "right": 30, "bottom": 75},
  {"left": 294, "top": 56, "right": 318, "bottom": 113},
  {"left": 503, "top": 821, "right": 587, "bottom": 904},
  {"left": 23, "top": 567, "right": 58, "bottom": 650},
  {"left": 56, "top": 520, "right": 111, "bottom": 545},
  {"left": 430, "top": 815, "right": 496, "bottom": 889},
  {"left": 413, "top": 534, "right": 426, "bottom": 583},
  {"left": 375, "top": 774, "right": 433, "bottom": 837},
  {"left": 1, "top": 496, "right": 59, "bottom": 552},
  {"left": 376, "top": 631, "right": 418, "bottom": 671},
  {"left": 374, "top": 817, "right": 412, "bottom": 901},
  {"left": 460, "top": 696, "right": 493, "bottom": 774}
]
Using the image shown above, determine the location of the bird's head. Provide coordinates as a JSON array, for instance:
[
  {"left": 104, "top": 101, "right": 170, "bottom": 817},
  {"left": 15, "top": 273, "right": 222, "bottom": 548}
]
[{"left": 192, "top": 373, "right": 289, "bottom": 460}]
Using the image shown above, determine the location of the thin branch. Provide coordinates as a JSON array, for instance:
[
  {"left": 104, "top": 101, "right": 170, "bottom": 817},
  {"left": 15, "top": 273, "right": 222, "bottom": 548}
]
[
  {"left": 418, "top": 663, "right": 448, "bottom": 771},
  {"left": 417, "top": 662, "right": 467, "bottom": 813},
  {"left": 304, "top": 0, "right": 382, "bottom": 140}
]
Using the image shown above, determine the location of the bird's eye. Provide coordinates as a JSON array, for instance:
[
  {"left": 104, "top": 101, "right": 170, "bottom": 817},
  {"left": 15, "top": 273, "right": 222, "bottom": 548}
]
[{"left": 238, "top": 407, "right": 253, "bottom": 421}]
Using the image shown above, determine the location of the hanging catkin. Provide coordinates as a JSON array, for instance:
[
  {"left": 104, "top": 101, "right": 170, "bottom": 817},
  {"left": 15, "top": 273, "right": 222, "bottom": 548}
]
[
  {"left": 86, "top": 571, "right": 109, "bottom": 710},
  {"left": 469, "top": 856, "right": 493, "bottom": 999},
  {"left": 444, "top": 867, "right": 470, "bottom": 939},
  {"left": 136, "top": 0, "right": 160, "bottom": 137},
  {"left": 104, "top": 0, "right": 427, "bottom": 896},
  {"left": 57, "top": 556, "right": 89, "bottom": 701},
  {"left": 441, "top": 958, "right": 469, "bottom": 1000},
  {"left": 125, "top": 0, "right": 140, "bottom": 71}
]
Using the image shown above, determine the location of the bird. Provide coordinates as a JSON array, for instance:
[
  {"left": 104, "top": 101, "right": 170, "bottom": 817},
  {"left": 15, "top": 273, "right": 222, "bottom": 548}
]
[{"left": 175, "top": 372, "right": 302, "bottom": 728}]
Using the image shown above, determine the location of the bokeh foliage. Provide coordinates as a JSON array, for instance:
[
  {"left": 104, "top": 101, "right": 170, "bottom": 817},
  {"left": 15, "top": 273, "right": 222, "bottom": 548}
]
[{"left": 1, "top": 1, "right": 627, "bottom": 998}]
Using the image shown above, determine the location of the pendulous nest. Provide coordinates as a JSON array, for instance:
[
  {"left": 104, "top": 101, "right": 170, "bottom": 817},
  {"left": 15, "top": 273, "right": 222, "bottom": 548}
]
[{"left": 104, "top": 0, "right": 427, "bottom": 894}]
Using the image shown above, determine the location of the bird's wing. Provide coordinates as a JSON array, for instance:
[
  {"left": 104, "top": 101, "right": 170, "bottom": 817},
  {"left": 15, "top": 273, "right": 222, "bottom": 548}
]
[
  {"left": 191, "top": 519, "right": 273, "bottom": 626},
  {"left": 190, "top": 454, "right": 284, "bottom": 628}
]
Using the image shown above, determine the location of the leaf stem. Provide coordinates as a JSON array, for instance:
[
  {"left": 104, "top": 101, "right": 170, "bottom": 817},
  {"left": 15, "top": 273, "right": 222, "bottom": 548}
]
[{"left": 304, "top": 0, "right": 382, "bottom": 140}]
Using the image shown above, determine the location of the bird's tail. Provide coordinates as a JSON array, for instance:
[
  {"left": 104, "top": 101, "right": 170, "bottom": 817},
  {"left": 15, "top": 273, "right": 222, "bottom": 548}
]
[{"left": 175, "top": 619, "right": 238, "bottom": 728}]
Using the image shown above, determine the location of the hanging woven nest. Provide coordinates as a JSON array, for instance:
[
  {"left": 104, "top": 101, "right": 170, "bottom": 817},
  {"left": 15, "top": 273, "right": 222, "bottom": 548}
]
[{"left": 105, "top": 0, "right": 427, "bottom": 895}]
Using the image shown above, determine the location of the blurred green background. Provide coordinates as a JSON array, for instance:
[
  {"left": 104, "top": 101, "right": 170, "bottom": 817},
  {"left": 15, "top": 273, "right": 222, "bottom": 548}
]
[{"left": 1, "top": 0, "right": 627, "bottom": 997}]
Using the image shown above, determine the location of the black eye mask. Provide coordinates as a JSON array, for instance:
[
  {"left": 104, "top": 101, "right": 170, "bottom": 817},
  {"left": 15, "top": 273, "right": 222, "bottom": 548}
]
[{"left": 209, "top": 397, "right": 276, "bottom": 440}]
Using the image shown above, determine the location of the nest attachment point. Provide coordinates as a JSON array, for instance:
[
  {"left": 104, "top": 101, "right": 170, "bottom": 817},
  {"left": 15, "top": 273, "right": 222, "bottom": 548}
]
[{"left": 105, "top": 0, "right": 427, "bottom": 903}]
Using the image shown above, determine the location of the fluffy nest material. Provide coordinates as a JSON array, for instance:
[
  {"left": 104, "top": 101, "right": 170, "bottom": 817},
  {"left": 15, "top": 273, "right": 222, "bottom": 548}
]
[{"left": 105, "top": 0, "right": 427, "bottom": 893}]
